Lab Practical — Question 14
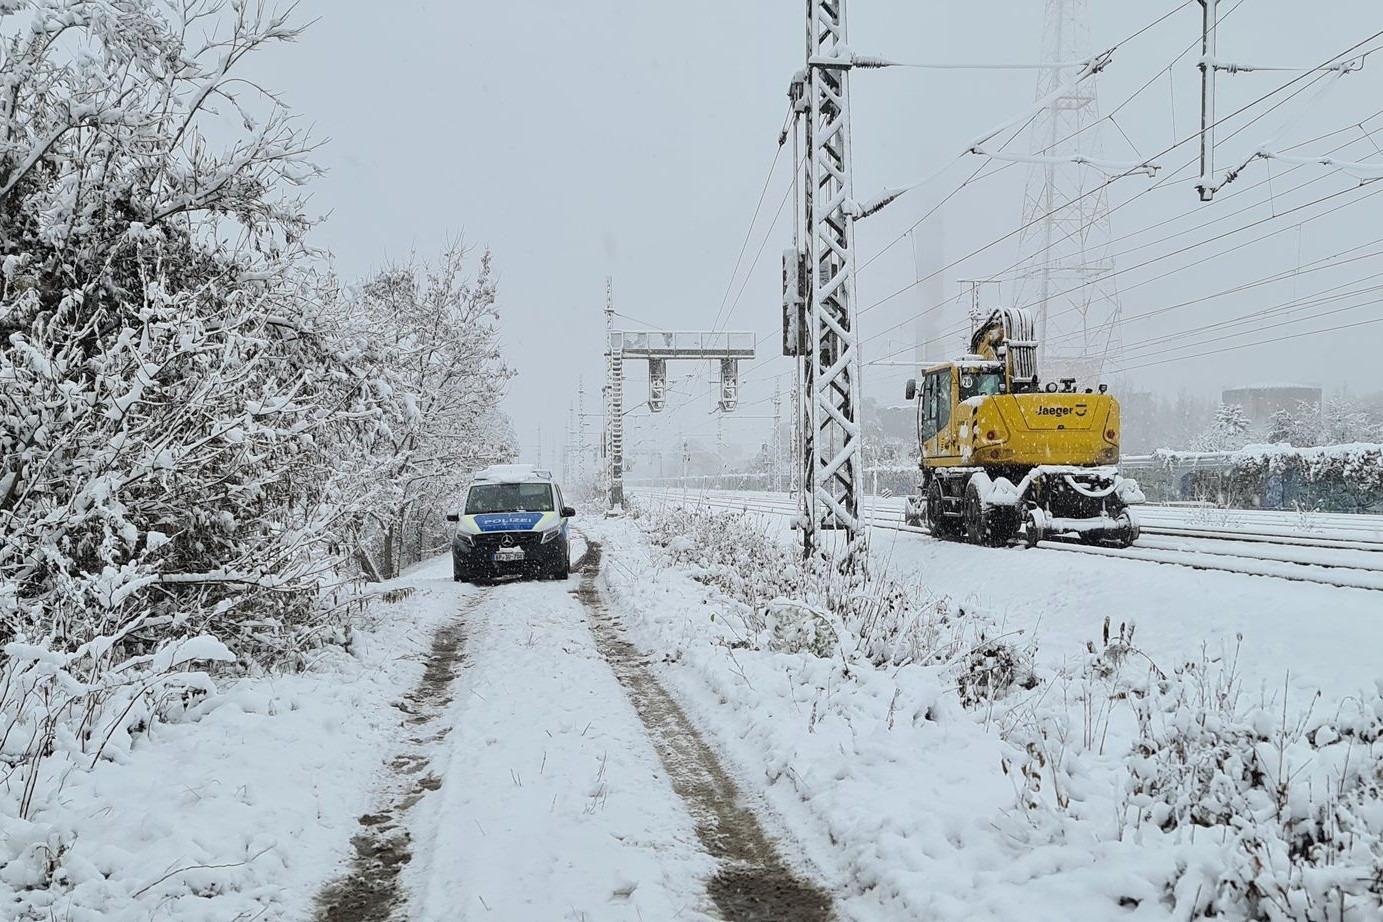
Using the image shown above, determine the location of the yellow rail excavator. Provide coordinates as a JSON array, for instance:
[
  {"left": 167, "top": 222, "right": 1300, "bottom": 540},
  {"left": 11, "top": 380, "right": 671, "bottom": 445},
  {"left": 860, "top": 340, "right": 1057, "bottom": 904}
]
[{"left": 902, "top": 307, "right": 1143, "bottom": 547}]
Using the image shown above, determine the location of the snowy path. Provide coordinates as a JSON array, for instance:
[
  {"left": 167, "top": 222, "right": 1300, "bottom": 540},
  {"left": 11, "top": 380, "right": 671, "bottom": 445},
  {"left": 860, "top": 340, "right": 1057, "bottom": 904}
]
[
  {"left": 576, "top": 544, "right": 832, "bottom": 921},
  {"left": 320, "top": 541, "right": 830, "bottom": 921},
  {"left": 402, "top": 559, "right": 711, "bottom": 920}
]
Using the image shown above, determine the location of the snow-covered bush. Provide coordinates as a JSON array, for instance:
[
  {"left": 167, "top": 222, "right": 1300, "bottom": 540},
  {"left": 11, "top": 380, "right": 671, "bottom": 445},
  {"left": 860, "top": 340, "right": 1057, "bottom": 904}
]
[
  {"left": 998, "top": 623, "right": 1383, "bottom": 920},
  {"left": 634, "top": 502, "right": 1034, "bottom": 702},
  {"left": 1, "top": 0, "right": 354, "bottom": 646},
  {"left": 1231, "top": 443, "right": 1383, "bottom": 507},
  {"left": 1124, "top": 660, "right": 1383, "bottom": 920},
  {"left": 0, "top": 0, "right": 514, "bottom": 894},
  {"left": 1, "top": 634, "right": 231, "bottom": 820},
  {"left": 0, "top": 4, "right": 360, "bottom": 864},
  {"left": 993, "top": 618, "right": 1158, "bottom": 820},
  {"left": 1153, "top": 444, "right": 1383, "bottom": 512}
]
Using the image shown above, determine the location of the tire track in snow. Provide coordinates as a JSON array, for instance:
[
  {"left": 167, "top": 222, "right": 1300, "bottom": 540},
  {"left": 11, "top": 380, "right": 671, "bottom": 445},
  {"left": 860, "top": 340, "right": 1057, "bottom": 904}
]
[
  {"left": 402, "top": 559, "right": 717, "bottom": 919},
  {"left": 577, "top": 541, "right": 835, "bottom": 922},
  {"left": 314, "top": 587, "right": 484, "bottom": 921}
]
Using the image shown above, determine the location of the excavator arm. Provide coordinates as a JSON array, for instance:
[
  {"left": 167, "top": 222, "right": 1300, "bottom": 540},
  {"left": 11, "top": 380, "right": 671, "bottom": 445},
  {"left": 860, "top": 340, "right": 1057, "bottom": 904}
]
[{"left": 969, "top": 307, "right": 1039, "bottom": 393}]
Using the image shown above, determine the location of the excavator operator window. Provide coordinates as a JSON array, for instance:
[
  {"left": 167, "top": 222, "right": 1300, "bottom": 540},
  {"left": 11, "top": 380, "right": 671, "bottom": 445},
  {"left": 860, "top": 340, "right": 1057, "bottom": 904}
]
[
  {"left": 918, "top": 375, "right": 935, "bottom": 441},
  {"left": 919, "top": 368, "right": 951, "bottom": 442},
  {"left": 959, "top": 371, "right": 1003, "bottom": 401}
]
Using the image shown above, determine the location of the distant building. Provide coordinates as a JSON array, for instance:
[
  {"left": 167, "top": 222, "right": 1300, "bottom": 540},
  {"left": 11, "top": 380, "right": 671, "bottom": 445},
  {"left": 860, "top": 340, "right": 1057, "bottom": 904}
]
[{"left": 1221, "top": 383, "right": 1322, "bottom": 427}]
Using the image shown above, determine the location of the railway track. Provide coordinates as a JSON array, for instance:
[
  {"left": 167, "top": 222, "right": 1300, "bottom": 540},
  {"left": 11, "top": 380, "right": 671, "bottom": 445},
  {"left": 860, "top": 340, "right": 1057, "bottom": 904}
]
[
  {"left": 638, "top": 489, "right": 1383, "bottom": 592},
  {"left": 1135, "top": 526, "right": 1383, "bottom": 553}
]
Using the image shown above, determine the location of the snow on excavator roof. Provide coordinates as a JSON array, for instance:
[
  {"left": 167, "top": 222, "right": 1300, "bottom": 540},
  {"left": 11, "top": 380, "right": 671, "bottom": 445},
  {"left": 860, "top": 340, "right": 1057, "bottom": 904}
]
[{"left": 472, "top": 464, "right": 553, "bottom": 484}]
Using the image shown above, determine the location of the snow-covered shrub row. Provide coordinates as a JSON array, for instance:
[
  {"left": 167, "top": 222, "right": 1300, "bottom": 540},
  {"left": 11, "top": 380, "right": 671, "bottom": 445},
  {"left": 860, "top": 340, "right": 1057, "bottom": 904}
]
[
  {"left": 633, "top": 502, "right": 1034, "bottom": 697},
  {"left": 1002, "top": 625, "right": 1383, "bottom": 920},
  {"left": 1151, "top": 444, "right": 1383, "bottom": 511},
  {"left": 0, "top": 0, "right": 511, "bottom": 883},
  {"left": 1122, "top": 658, "right": 1383, "bottom": 919},
  {"left": 1230, "top": 443, "right": 1383, "bottom": 504}
]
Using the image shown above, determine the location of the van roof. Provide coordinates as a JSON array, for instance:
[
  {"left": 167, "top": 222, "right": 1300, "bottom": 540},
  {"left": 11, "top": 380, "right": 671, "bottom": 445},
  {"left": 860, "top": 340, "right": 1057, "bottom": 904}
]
[{"left": 471, "top": 464, "right": 554, "bottom": 484}]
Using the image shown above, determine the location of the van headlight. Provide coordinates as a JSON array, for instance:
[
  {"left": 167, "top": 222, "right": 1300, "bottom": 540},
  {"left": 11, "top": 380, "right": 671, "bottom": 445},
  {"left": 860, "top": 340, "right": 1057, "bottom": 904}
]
[
  {"left": 455, "top": 532, "right": 474, "bottom": 548},
  {"left": 539, "top": 525, "right": 562, "bottom": 544}
]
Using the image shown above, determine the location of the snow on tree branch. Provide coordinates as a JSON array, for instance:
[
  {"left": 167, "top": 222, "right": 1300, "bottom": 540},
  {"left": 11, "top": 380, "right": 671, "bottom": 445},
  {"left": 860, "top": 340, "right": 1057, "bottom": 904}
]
[{"left": 0, "top": 1, "right": 517, "bottom": 878}]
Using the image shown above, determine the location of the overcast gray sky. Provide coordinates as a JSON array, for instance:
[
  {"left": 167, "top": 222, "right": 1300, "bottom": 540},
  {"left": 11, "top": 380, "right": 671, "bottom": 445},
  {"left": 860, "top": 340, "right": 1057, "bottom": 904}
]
[{"left": 257, "top": 0, "right": 1383, "bottom": 465}]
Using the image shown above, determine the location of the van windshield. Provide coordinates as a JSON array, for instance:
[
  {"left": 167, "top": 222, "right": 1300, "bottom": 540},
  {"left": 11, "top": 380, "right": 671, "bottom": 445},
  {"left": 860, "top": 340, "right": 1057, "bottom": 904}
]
[{"left": 465, "top": 482, "right": 555, "bottom": 514}]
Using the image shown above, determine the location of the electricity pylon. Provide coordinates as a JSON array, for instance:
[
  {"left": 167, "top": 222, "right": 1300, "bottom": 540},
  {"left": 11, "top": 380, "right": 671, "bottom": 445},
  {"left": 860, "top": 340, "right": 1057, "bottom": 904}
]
[{"left": 1011, "top": 0, "right": 1124, "bottom": 385}]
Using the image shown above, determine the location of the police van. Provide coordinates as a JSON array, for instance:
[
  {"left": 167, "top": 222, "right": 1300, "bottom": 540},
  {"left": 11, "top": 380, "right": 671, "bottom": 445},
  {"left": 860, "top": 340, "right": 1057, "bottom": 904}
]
[{"left": 445, "top": 465, "right": 575, "bottom": 582}]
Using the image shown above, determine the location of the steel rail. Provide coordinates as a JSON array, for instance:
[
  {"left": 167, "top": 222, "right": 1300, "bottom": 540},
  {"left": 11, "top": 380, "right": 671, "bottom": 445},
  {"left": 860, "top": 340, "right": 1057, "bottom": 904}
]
[{"left": 1138, "top": 526, "right": 1383, "bottom": 554}]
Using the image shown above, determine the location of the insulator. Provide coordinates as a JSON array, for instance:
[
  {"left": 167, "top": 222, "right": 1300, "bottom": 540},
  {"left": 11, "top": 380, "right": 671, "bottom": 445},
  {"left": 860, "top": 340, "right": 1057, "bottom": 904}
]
[
  {"left": 648, "top": 358, "right": 667, "bottom": 412},
  {"left": 719, "top": 358, "right": 740, "bottom": 412},
  {"left": 781, "top": 249, "right": 808, "bottom": 356}
]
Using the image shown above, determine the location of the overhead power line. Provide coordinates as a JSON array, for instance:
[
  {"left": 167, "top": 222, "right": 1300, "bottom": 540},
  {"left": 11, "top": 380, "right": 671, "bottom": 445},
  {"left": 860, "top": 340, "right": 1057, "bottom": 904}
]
[{"left": 853, "top": 34, "right": 1383, "bottom": 369}]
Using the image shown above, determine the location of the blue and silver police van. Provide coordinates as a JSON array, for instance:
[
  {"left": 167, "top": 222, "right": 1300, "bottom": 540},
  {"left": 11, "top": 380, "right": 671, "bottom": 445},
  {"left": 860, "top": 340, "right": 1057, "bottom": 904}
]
[{"left": 445, "top": 465, "right": 575, "bottom": 582}]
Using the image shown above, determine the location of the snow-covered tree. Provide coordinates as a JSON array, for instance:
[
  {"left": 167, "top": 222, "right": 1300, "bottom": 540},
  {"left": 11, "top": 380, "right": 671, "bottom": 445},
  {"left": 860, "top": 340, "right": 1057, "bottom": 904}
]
[
  {"left": 339, "top": 245, "right": 516, "bottom": 580},
  {"left": 1319, "top": 391, "right": 1383, "bottom": 445},
  {"left": 1265, "top": 402, "right": 1322, "bottom": 447},
  {"left": 0, "top": 0, "right": 359, "bottom": 660},
  {"left": 1193, "top": 403, "right": 1251, "bottom": 451},
  {"left": 0, "top": 1, "right": 514, "bottom": 843}
]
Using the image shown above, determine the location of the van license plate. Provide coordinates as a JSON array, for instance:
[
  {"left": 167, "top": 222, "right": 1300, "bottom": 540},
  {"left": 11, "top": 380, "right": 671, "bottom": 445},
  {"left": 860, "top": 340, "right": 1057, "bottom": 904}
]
[{"left": 494, "top": 548, "right": 524, "bottom": 563}]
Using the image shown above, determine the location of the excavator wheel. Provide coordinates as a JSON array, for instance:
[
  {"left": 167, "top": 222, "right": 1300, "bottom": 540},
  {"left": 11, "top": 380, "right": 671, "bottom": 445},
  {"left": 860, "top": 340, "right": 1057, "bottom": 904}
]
[
  {"left": 1113, "top": 508, "right": 1140, "bottom": 548},
  {"left": 926, "top": 480, "right": 963, "bottom": 541},
  {"left": 964, "top": 482, "right": 1013, "bottom": 547},
  {"left": 988, "top": 505, "right": 1021, "bottom": 546}
]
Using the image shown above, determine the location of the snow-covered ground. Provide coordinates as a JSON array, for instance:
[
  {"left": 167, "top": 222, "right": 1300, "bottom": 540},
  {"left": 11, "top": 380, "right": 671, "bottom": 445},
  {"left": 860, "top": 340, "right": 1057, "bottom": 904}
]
[
  {"left": 350, "top": 535, "right": 830, "bottom": 921},
  {"left": 598, "top": 494, "right": 1383, "bottom": 920},
  {"left": 1, "top": 558, "right": 473, "bottom": 920},
  {"left": 9, "top": 503, "right": 1382, "bottom": 920},
  {"left": 642, "top": 488, "right": 1383, "bottom": 701},
  {"left": 3, "top": 529, "right": 838, "bottom": 920},
  {"left": 870, "top": 516, "right": 1383, "bottom": 702}
]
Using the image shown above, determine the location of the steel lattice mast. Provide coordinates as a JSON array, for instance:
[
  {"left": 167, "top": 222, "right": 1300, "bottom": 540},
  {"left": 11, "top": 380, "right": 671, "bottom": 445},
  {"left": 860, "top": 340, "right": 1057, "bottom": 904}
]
[
  {"left": 1011, "top": 0, "right": 1123, "bottom": 385},
  {"left": 603, "top": 278, "right": 624, "bottom": 510},
  {"left": 784, "top": 0, "right": 866, "bottom": 566}
]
